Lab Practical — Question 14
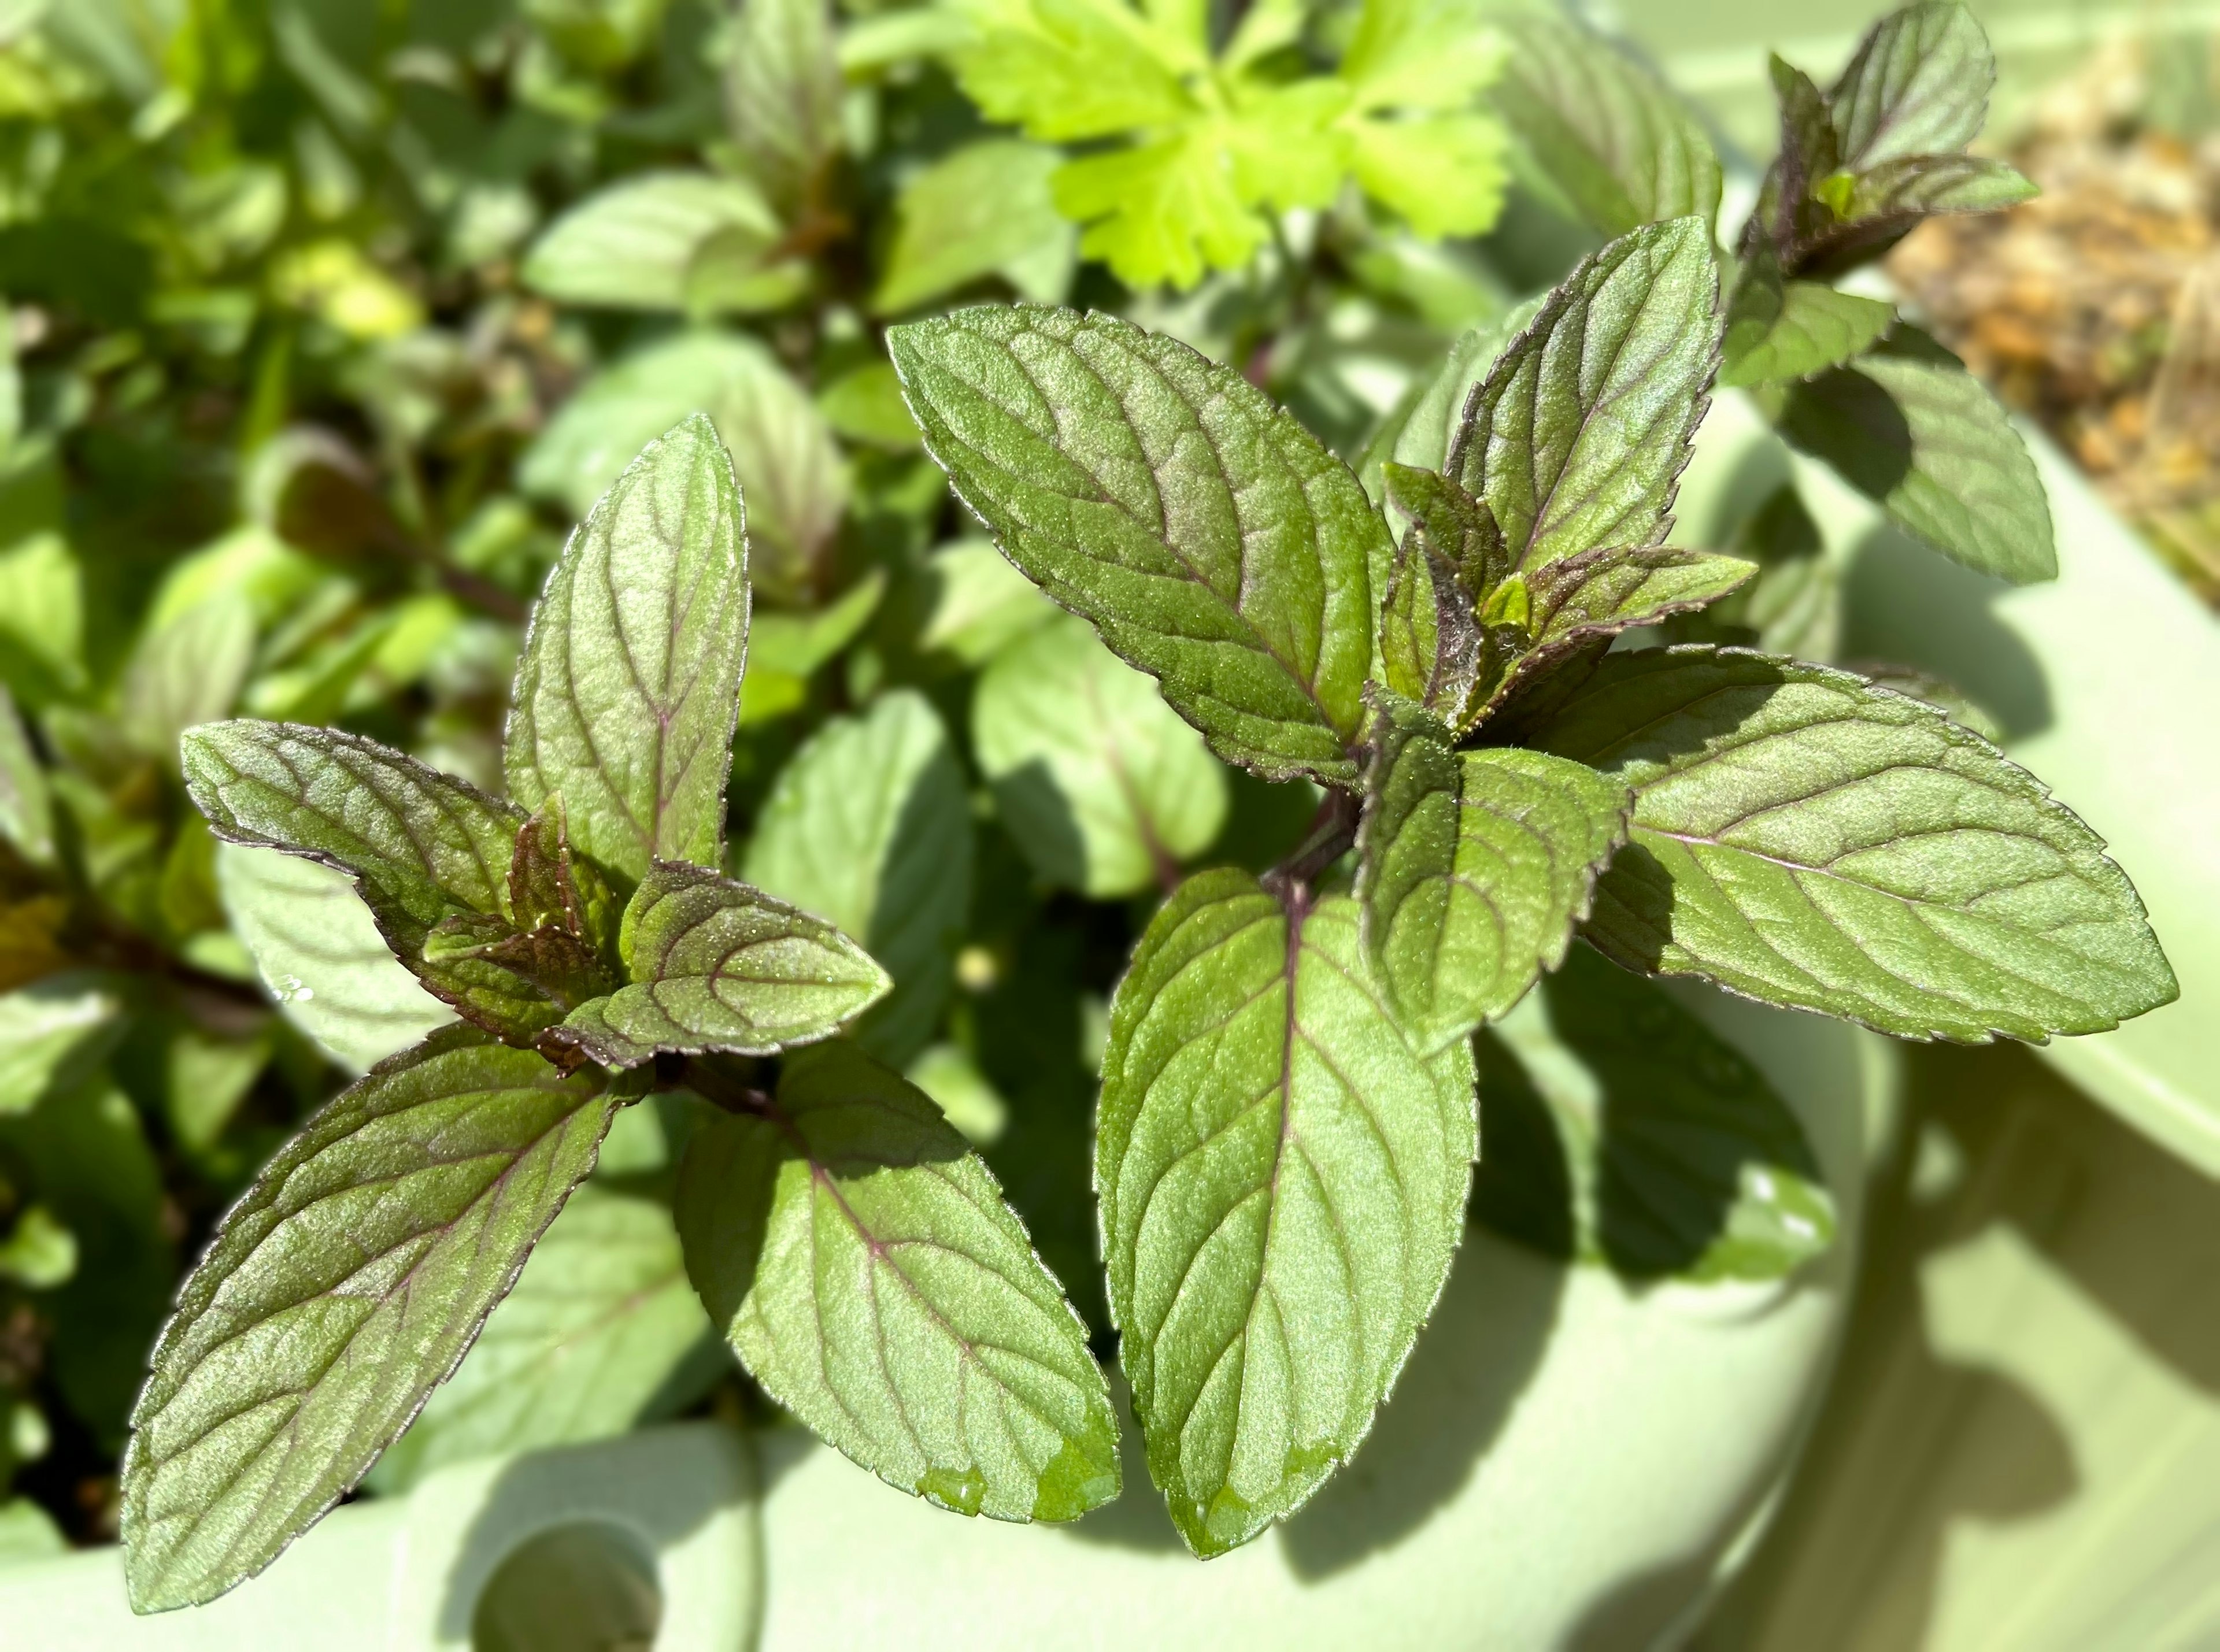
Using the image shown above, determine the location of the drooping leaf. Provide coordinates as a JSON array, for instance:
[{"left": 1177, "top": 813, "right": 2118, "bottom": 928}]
[
  {"left": 1449, "top": 218, "right": 1720, "bottom": 573},
  {"left": 368, "top": 1185, "right": 713, "bottom": 1492},
  {"left": 549, "top": 861, "right": 889, "bottom": 1069},
  {"left": 508, "top": 415, "right": 750, "bottom": 884},
  {"left": 0, "top": 683, "right": 54, "bottom": 868},
  {"left": 1490, "top": 10, "right": 1722, "bottom": 237},
  {"left": 974, "top": 614, "right": 1228, "bottom": 898},
  {"left": 216, "top": 844, "right": 458, "bottom": 1074},
  {"left": 744, "top": 690, "right": 972, "bottom": 1065},
  {"left": 1719, "top": 257, "right": 1896, "bottom": 387},
  {"left": 676, "top": 1042, "right": 1120, "bottom": 1523},
  {"left": 939, "top": 0, "right": 1196, "bottom": 145},
  {"left": 121, "top": 1028, "right": 617, "bottom": 1613},
  {"left": 520, "top": 173, "right": 806, "bottom": 316},
  {"left": 1777, "top": 328, "right": 2054, "bottom": 583},
  {"left": 726, "top": 0, "right": 843, "bottom": 218},
  {"left": 1526, "top": 647, "right": 2178, "bottom": 1041},
  {"left": 1097, "top": 869, "right": 1477, "bottom": 1555},
  {"left": 1826, "top": 1, "right": 1995, "bottom": 173},
  {"left": 889, "top": 306, "right": 1388, "bottom": 784},
  {"left": 874, "top": 139, "right": 1076, "bottom": 315}
]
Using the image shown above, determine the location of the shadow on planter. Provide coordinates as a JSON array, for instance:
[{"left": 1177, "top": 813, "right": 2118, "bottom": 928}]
[{"left": 1842, "top": 527, "right": 2054, "bottom": 740}]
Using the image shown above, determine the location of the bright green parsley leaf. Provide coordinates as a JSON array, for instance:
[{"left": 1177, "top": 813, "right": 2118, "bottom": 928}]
[
  {"left": 521, "top": 172, "right": 806, "bottom": 316},
  {"left": 744, "top": 690, "right": 972, "bottom": 1066},
  {"left": 1776, "top": 328, "right": 2055, "bottom": 583},
  {"left": 874, "top": 139, "right": 1076, "bottom": 315},
  {"left": 1345, "top": 111, "right": 1509, "bottom": 242},
  {"left": 548, "top": 861, "right": 889, "bottom": 1069},
  {"left": 121, "top": 1028, "right": 617, "bottom": 1613},
  {"left": 974, "top": 613, "right": 1229, "bottom": 898},
  {"left": 1475, "top": 946, "right": 1836, "bottom": 1284},
  {"left": 1528, "top": 647, "right": 2178, "bottom": 1042},
  {"left": 1357, "top": 695, "right": 1629, "bottom": 1051},
  {"left": 1451, "top": 218, "right": 1721, "bottom": 573},
  {"left": 889, "top": 306, "right": 1386, "bottom": 784},
  {"left": 0, "top": 979, "right": 121, "bottom": 1117},
  {"left": 676, "top": 1041, "right": 1120, "bottom": 1523},
  {"left": 508, "top": 415, "right": 750, "bottom": 884},
  {"left": 1097, "top": 869, "right": 1477, "bottom": 1556},
  {"left": 368, "top": 1184, "right": 712, "bottom": 1493},
  {"left": 940, "top": 0, "right": 1197, "bottom": 143},
  {"left": 1490, "top": 9, "right": 1723, "bottom": 238},
  {"left": 1720, "top": 257, "right": 1896, "bottom": 387}
]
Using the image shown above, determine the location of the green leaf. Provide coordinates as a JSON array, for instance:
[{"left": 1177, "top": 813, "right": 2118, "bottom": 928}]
[
  {"left": 0, "top": 683, "right": 54, "bottom": 868},
  {"left": 1097, "top": 869, "right": 1477, "bottom": 1555},
  {"left": 508, "top": 415, "right": 750, "bottom": 884},
  {"left": 675, "top": 1041, "right": 1119, "bottom": 1523},
  {"left": 917, "top": 538, "right": 1059, "bottom": 665},
  {"left": 874, "top": 139, "right": 1076, "bottom": 315},
  {"left": 0, "top": 533, "right": 84, "bottom": 708},
  {"left": 1358, "top": 302, "right": 1536, "bottom": 497},
  {"left": 1490, "top": 10, "right": 1722, "bottom": 237},
  {"left": 974, "top": 613, "right": 1228, "bottom": 898},
  {"left": 1776, "top": 328, "right": 2054, "bottom": 583},
  {"left": 1526, "top": 647, "right": 2178, "bottom": 1041},
  {"left": 1826, "top": 1, "right": 1995, "bottom": 173},
  {"left": 520, "top": 173, "right": 806, "bottom": 316},
  {"left": 121, "top": 1028, "right": 617, "bottom": 1612},
  {"left": 1719, "top": 258, "right": 1896, "bottom": 388},
  {"left": 367, "top": 1185, "right": 713, "bottom": 1492},
  {"left": 215, "top": 843, "right": 458, "bottom": 1074},
  {"left": 941, "top": 0, "right": 1195, "bottom": 144},
  {"left": 889, "top": 306, "right": 1388, "bottom": 784},
  {"left": 549, "top": 861, "right": 889, "bottom": 1069},
  {"left": 1474, "top": 946, "right": 1836, "bottom": 1284},
  {"left": 1338, "top": 0, "right": 1505, "bottom": 113},
  {"left": 1450, "top": 218, "right": 1720, "bottom": 573},
  {"left": 1356, "top": 695, "right": 1629, "bottom": 1050},
  {"left": 520, "top": 334, "right": 845, "bottom": 606},
  {"left": 1345, "top": 111, "right": 1510, "bottom": 242},
  {"left": 725, "top": 0, "right": 843, "bottom": 218},
  {"left": 1052, "top": 127, "right": 1268, "bottom": 292},
  {"left": 0, "top": 979, "right": 122, "bottom": 1116},
  {"left": 744, "top": 690, "right": 972, "bottom": 1066},
  {"left": 121, "top": 594, "right": 254, "bottom": 763}
]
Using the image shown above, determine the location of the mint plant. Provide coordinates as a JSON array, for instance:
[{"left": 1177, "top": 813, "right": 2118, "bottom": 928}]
[{"left": 886, "top": 214, "right": 2175, "bottom": 1554}]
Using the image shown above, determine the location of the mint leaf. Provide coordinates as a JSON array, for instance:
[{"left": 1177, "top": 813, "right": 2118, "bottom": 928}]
[
  {"left": 1528, "top": 647, "right": 2178, "bottom": 1040},
  {"left": 1451, "top": 218, "right": 1720, "bottom": 573},
  {"left": 0, "top": 684, "right": 54, "bottom": 869},
  {"left": 942, "top": 0, "right": 1196, "bottom": 143},
  {"left": 676, "top": 1042, "right": 1119, "bottom": 1522},
  {"left": 121, "top": 1028, "right": 617, "bottom": 1612},
  {"left": 890, "top": 307, "right": 1388, "bottom": 784},
  {"left": 741, "top": 570, "right": 886, "bottom": 727},
  {"left": 1777, "top": 328, "right": 2055, "bottom": 583},
  {"left": 745, "top": 690, "right": 972, "bottom": 1066},
  {"left": 368, "top": 1184, "right": 711, "bottom": 1492},
  {"left": 919, "top": 538, "right": 1059, "bottom": 665},
  {"left": 726, "top": 0, "right": 843, "bottom": 220},
  {"left": 508, "top": 414, "right": 750, "bottom": 884},
  {"left": 1827, "top": 1, "right": 1993, "bottom": 173},
  {"left": 1522, "top": 545, "right": 1758, "bottom": 648},
  {"left": 1720, "top": 258, "right": 1896, "bottom": 387},
  {"left": 0, "top": 533, "right": 84, "bottom": 709},
  {"left": 548, "top": 861, "right": 889, "bottom": 1069},
  {"left": 974, "top": 613, "right": 1228, "bottom": 898},
  {"left": 1345, "top": 113, "right": 1509, "bottom": 242},
  {"left": 521, "top": 173, "right": 806, "bottom": 316},
  {"left": 1377, "top": 505, "right": 1488, "bottom": 725},
  {"left": 216, "top": 844, "right": 457, "bottom": 1073},
  {"left": 874, "top": 139, "right": 1076, "bottom": 315},
  {"left": 1477, "top": 946, "right": 1836, "bottom": 1283},
  {"left": 121, "top": 594, "right": 254, "bottom": 762},
  {"left": 1491, "top": 10, "right": 1722, "bottom": 237},
  {"left": 1097, "top": 869, "right": 1476, "bottom": 1555},
  {"left": 1358, "top": 303, "right": 1536, "bottom": 497},
  {"left": 1357, "top": 695, "right": 1629, "bottom": 1050}
]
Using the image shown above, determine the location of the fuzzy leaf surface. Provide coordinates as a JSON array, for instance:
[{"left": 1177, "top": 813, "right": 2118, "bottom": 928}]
[
  {"left": 1826, "top": 1, "right": 1994, "bottom": 172},
  {"left": 676, "top": 1042, "right": 1119, "bottom": 1523},
  {"left": 0, "top": 684, "right": 53, "bottom": 868},
  {"left": 1449, "top": 218, "right": 1720, "bottom": 573},
  {"left": 1097, "top": 870, "right": 1477, "bottom": 1555},
  {"left": 1528, "top": 647, "right": 2178, "bottom": 1040},
  {"left": 507, "top": 414, "right": 750, "bottom": 883},
  {"left": 889, "top": 306, "right": 1386, "bottom": 784},
  {"left": 549, "top": 862, "right": 889, "bottom": 1069},
  {"left": 121, "top": 1028, "right": 616, "bottom": 1612},
  {"left": 1357, "top": 697, "right": 1630, "bottom": 1050}
]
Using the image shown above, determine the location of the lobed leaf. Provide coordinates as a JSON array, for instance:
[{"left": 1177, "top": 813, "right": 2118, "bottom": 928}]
[
  {"left": 121, "top": 1028, "right": 618, "bottom": 1612},
  {"left": 548, "top": 861, "right": 889, "bottom": 1069},
  {"left": 1449, "top": 218, "right": 1720, "bottom": 574},
  {"left": 676, "top": 1042, "right": 1120, "bottom": 1523},
  {"left": 1357, "top": 695, "right": 1630, "bottom": 1050},
  {"left": 507, "top": 414, "right": 750, "bottom": 884},
  {"left": 1526, "top": 647, "right": 2178, "bottom": 1041},
  {"left": 888, "top": 306, "right": 1386, "bottom": 784},
  {"left": 1097, "top": 870, "right": 1477, "bottom": 1555}
]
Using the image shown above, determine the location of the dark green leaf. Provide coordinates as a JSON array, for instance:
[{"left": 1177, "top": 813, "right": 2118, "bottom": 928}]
[
  {"left": 1528, "top": 647, "right": 2178, "bottom": 1040},
  {"left": 549, "top": 861, "right": 889, "bottom": 1069},
  {"left": 121, "top": 1028, "right": 617, "bottom": 1612},
  {"left": 1450, "top": 218, "right": 1720, "bottom": 573},
  {"left": 676, "top": 1042, "right": 1119, "bottom": 1523},
  {"left": 1720, "top": 258, "right": 1896, "bottom": 387},
  {"left": 1777, "top": 329, "right": 2054, "bottom": 583},
  {"left": 1357, "top": 695, "right": 1629, "bottom": 1049},
  {"left": 0, "top": 979, "right": 122, "bottom": 1116},
  {"left": 889, "top": 306, "right": 1387, "bottom": 785},
  {"left": 1097, "top": 870, "right": 1477, "bottom": 1555},
  {"left": 508, "top": 415, "right": 750, "bottom": 884}
]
